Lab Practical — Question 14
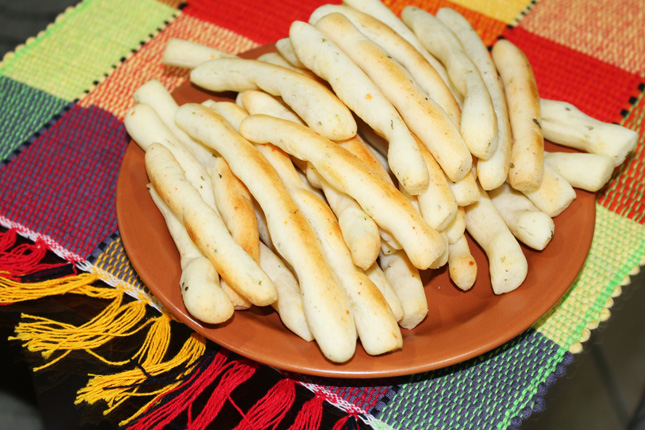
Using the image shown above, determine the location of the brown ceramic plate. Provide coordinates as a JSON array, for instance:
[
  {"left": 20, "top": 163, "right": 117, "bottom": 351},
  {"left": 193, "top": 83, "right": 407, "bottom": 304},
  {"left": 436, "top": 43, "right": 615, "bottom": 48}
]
[{"left": 116, "top": 45, "right": 596, "bottom": 378}]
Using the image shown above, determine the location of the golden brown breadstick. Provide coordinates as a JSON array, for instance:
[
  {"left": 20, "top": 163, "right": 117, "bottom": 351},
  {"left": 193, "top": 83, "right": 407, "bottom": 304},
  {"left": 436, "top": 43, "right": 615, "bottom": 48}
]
[
  {"left": 148, "top": 186, "right": 234, "bottom": 323},
  {"left": 191, "top": 57, "right": 356, "bottom": 141},
  {"left": 435, "top": 8, "right": 512, "bottom": 190},
  {"left": 464, "top": 185, "right": 528, "bottom": 294},
  {"left": 289, "top": 20, "right": 429, "bottom": 195},
  {"left": 258, "top": 143, "right": 401, "bottom": 355},
  {"left": 309, "top": 4, "right": 461, "bottom": 126},
  {"left": 492, "top": 39, "right": 544, "bottom": 192},
  {"left": 401, "top": 6, "right": 498, "bottom": 160},
  {"left": 342, "top": 0, "right": 458, "bottom": 99},
  {"left": 239, "top": 114, "right": 447, "bottom": 270},
  {"left": 145, "top": 143, "right": 278, "bottom": 306},
  {"left": 314, "top": 12, "right": 472, "bottom": 183},
  {"left": 175, "top": 104, "right": 357, "bottom": 363}
]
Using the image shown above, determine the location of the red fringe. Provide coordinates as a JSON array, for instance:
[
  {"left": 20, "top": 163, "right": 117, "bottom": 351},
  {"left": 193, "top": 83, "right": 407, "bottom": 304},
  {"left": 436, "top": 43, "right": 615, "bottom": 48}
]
[
  {"left": 0, "top": 228, "right": 72, "bottom": 280},
  {"left": 188, "top": 359, "right": 257, "bottom": 429},
  {"left": 332, "top": 414, "right": 356, "bottom": 430},
  {"left": 286, "top": 393, "right": 325, "bottom": 430},
  {"left": 127, "top": 351, "right": 230, "bottom": 430},
  {"left": 232, "top": 379, "right": 296, "bottom": 430}
]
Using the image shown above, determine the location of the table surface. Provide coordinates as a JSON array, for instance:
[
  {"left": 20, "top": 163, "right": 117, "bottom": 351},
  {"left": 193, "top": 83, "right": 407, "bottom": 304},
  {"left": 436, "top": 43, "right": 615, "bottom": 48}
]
[{"left": 0, "top": 0, "right": 644, "bottom": 429}]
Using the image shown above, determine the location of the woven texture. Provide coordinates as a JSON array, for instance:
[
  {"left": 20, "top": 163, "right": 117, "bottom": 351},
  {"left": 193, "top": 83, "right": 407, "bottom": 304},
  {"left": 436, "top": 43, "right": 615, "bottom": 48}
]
[{"left": 1, "top": 0, "right": 644, "bottom": 429}]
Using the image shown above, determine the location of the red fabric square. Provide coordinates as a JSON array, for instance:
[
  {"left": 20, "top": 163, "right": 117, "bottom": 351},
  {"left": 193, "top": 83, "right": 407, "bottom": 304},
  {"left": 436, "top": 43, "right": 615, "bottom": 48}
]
[
  {"left": 501, "top": 26, "right": 643, "bottom": 124},
  {"left": 183, "top": 0, "right": 339, "bottom": 45}
]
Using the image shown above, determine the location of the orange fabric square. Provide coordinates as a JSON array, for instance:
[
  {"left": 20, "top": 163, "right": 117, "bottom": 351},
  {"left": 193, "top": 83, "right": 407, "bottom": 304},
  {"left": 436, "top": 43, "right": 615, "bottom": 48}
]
[
  {"left": 384, "top": 0, "right": 507, "bottom": 47},
  {"left": 518, "top": 0, "right": 645, "bottom": 76},
  {"left": 78, "top": 14, "right": 257, "bottom": 118}
]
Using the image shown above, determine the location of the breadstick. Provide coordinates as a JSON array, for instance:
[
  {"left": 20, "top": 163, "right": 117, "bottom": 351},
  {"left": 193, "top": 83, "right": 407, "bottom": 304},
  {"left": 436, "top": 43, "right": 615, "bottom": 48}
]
[
  {"left": 435, "top": 8, "right": 512, "bottom": 190},
  {"left": 124, "top": 103, "right": 217, "bottom": 209},
  {"left": 314, "top": 13, "right": 472, "bottom": 182},
  {"left": 489, "top": 183, "right": 555, "bottom": 250},
  {"left": 544, "top": 151, "right": 615, "bottom": 192},
  {"left": 309, "top": 4, "right": 460, "bottom": 126},
  {"left": 521, "top": 163, "right": 576, "bottom": 217},
  {"left": 191, "top": 57, "right": 356, "bottom": 141},
  {"left": 259, "top": 242, "right": 313, "bottom": 341},
  {"left": 364, "top": 262, "right": 404, "bottom": 322},
  {"left": 540, "top": 98, "right": 638, "bottom": 166},
  {"left": 239, "top": 114, "right": 447, "bottom": 270},
  {"left": 401, "top": 6, "right": 497, "bottom": 160},
  {"left": 448, "top": 235, "right": 477, "bottom": 291},
  {"left": 464, "top": 185, "right": 528, "bottom": 294},
  {"left": 133, "top": 80, "right": 215, "bottom": 167},
  {"left": 175, "top": 104, "right": 357, "bottom": 363},
  {"left": 416, "top": 144, "right": 458, "bottom": 231},
  {"left": 259, "top": 143, "right": 401, "bottom": 355},
  {"left": 448, "top": 169, "right": 480, "bottom": 207},
  {"left": 148, "top": 186, "right": 234, "bottom": 324},
  {"left": 379, "top": 251, "right": 428, "bottom": 329},
  {"left": 208, "top": 156, "right": 260, "bottom": 262},
  {"left": 257, "top": 52, "right": 314, "bottom": 76},
  {"left": 492, "top": 39, "right": 544, "bottom": 192},
  {"left": 289, "top": 20, "right": 429, "bottom": 194},
  {"left": 275, "top": 37, "right": 306, "bottom": 68},
  {"left": 145, "top": 143, "right": 278, "bottom": 306},
  {"left": 439, "top": 207, "right": 466, "bottom": 245},
  {"left": 342, "top": 0, "right": 459, "bottom": 100},
  {"left": 202, "top": 100, "right": 249, "bottom": 131},
  {"left": 161, "top": 38, "right": 236, "bottom": 69},
  {"left": 238, "top": 89, "right": 381, "bottom": 269}
]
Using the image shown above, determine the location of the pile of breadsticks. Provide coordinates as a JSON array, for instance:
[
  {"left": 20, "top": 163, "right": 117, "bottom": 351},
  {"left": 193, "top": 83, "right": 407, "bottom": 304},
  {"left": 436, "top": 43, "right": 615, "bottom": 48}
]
[{"left": 123, "top": 0, "right": 638, "bottom": 363}]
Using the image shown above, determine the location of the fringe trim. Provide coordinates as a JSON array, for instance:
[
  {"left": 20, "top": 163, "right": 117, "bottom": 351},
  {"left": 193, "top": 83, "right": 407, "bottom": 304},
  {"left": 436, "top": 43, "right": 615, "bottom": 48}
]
[
  {"left": 1, "top": 272, "right": 100, "bottom": 305},
  {"left": 125, "top": 349, "right": 237, "bottom": 429},
  {"left": 78, "top": 331, "right": 207, "bottom": 426},
  {"left": 0, "top": 228, "right": 74, "bottom": 281},
  {"left": 231, "top": 378, "right": 296, "bottom": 430},
  {"left": 1, "top": 227, "right": 375, "bottom": 429}
]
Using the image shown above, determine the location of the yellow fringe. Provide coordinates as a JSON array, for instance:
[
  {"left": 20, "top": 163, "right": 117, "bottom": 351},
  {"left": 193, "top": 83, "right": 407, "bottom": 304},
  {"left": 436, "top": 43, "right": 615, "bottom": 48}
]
[
  {"left": 10, "top": 289, "right": 152, "bottom": 370},
  {"left": 75, "top": 332, "right": 207, "bottom": 426},
  {"left": 0, "top": 272, "right": 101, "bottom": 303},
  {"left": 3, "top": 271, "right": 209, "bottom": 425}
]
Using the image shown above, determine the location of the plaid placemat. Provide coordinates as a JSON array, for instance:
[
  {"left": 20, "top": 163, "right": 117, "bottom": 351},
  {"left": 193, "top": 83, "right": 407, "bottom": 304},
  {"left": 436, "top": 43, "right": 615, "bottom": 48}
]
[{"left": 1, "top": 0, "right": 644, "bottom": 428}]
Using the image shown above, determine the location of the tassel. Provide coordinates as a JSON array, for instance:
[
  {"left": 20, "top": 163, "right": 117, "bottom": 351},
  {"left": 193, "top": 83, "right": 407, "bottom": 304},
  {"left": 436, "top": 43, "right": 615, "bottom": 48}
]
[
  {"left": 286, "top": 393, "right": 325, "bottom": 430},
  {"left": 126, "top": 349, "right": 231, "bottom": 430},
  {"left": 0, "top": 272, "right": 99, "bottom": 305},
  {"left": 188, "top": 358, "right": 257, "bottom": 429},
  {"left": 76, "top": 331, "right": 207, "bottom": 426},
  {"left": 9, "top": 289, "right": 150, "bottom": 370},
  {"left": 232, "top": 379, "right": 296, "bottom": 430},
  {"left": 0, "top": 228, "right": 73, "bottom": 280},
  {"left": 332, "top": 414, "right": 358, "bottom": 430}
]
